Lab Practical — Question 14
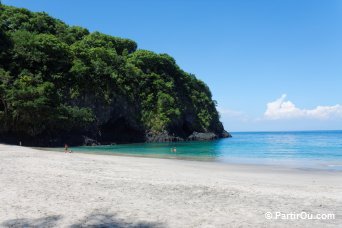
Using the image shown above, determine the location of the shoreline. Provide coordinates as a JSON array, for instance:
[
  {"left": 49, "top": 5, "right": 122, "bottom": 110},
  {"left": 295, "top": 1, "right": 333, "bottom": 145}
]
[
  {"left": 1, "top": 144, "right": 341, "bottom": 227},
  {"left": 36, "top": 145, "right": 342, "bottom": 173}
]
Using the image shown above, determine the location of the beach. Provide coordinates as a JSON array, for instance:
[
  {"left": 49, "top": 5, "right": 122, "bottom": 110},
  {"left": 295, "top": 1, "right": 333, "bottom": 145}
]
[{"left": 0, "top": 144, "right": 341, "bottom": 227}]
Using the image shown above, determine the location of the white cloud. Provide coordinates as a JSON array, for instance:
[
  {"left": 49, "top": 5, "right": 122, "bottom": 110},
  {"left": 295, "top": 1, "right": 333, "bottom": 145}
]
[{"left": 264, "top": 94, "right": 342, "bottom": 120}]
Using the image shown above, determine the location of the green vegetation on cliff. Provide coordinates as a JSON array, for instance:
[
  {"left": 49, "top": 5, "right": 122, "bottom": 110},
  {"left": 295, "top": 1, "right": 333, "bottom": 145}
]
[{"left": 0, "top": 5, "right": 226, "bottom": 145}]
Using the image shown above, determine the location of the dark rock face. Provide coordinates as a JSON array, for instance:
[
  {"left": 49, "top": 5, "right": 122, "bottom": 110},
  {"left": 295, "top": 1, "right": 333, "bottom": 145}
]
[
  {"left": 187, "top": 132, "right": 218, "bottom": 141},
  {"left": 0, "top": 130, "right": 231, "bottom": 147},
  {"left": 146, "top": 131, "right": 184, "bottom": 143},
  {"left": 220, "top": 130, "right": 232, "bottom": 138},
  {"left": 82, "top": 136, "right": 100, "bottom": 146}
]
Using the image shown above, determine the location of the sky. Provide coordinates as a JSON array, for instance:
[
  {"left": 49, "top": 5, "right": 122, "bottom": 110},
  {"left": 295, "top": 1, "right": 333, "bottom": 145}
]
[{"left": 3, "top": 0, "right": 342, "bottom": 131}]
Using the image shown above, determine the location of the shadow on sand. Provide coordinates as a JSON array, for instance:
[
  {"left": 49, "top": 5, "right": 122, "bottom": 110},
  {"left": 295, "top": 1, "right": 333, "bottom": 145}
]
[
  {"left": 2, "top": 213, "right": 164, "bottom": 228},
  {"left": 2, "top": 215, "right": 61, "bottom": 227}
]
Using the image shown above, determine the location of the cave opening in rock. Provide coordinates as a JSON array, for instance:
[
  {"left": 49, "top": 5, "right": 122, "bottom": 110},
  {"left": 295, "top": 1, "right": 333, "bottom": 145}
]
[{"left": 99, "top": 117, "right": 144, "bottom": 144}]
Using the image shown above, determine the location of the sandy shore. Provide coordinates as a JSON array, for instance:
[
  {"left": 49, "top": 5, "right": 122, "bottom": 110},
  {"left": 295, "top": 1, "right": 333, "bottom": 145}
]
[{"left": 0, "top": 144, "right": 341, "bottom": 227}]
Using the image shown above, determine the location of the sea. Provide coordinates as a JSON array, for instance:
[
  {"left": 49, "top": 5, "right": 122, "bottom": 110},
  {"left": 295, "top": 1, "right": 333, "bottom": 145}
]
[{"left": 68, "top": 131, "right": 342, "bottom": 171}]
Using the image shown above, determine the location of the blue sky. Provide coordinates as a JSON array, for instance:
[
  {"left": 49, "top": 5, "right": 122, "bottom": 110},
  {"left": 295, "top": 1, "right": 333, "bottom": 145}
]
[{"left": 3, "top": 0, "right": 342, "bottom": 131}]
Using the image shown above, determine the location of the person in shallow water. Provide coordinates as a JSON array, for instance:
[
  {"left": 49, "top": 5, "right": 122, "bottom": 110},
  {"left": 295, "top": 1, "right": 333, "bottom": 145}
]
[{"left": 64, "top": 144, "right": 72, "bottom": 153}]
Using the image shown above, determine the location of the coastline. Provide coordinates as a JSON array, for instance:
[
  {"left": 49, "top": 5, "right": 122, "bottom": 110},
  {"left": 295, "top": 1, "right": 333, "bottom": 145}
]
[
  {"left": 39, "top": 143, "right": 342, "bottom": 172},
  {"left": 0, "top": 144, "right": 341, "bottom": 227}
]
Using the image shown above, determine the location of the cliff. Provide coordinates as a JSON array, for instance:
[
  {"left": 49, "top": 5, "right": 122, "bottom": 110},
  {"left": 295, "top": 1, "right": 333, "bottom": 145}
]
[{"left": 0, "top": 5, "right": 231, "bottom": 146}]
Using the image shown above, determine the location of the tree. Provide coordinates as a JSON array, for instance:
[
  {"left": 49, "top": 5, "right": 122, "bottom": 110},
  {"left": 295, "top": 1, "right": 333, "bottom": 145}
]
[
  {"left": 0, "top": 68, "right": 11, "bottom": 131},
  {"left": 6, "top": 74, "right": 56, "bottom": 136},
  {"left": 10, "top": 31, "right": 71, "bottom": 78}
]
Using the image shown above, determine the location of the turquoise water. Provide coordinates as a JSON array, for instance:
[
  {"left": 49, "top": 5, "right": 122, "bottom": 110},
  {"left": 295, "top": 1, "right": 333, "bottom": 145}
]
[{"left": 69, "top": 131, "right": 342, "bottom": 170}]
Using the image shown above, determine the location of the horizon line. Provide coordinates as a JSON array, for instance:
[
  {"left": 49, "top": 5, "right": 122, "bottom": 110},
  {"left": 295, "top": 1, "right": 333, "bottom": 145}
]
[{"left": 230, "top": 129, "right": 342, "bottom": 133}]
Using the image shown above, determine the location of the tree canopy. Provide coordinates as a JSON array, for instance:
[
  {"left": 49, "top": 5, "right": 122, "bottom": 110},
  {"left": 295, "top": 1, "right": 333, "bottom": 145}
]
[{"left": 0, "top": 5, "right": 225, "bottom": 146}]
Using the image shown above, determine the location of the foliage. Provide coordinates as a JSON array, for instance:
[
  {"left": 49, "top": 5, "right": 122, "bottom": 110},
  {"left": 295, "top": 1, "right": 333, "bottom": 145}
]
[{"left": 0, "top": 5, "right": 224, "bottom": 144}]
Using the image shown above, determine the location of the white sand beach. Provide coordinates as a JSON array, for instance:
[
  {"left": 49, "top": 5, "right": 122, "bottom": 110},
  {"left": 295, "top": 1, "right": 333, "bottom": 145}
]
[{"left": 0, "top": 144, "right": 341, "bottom": 227}]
